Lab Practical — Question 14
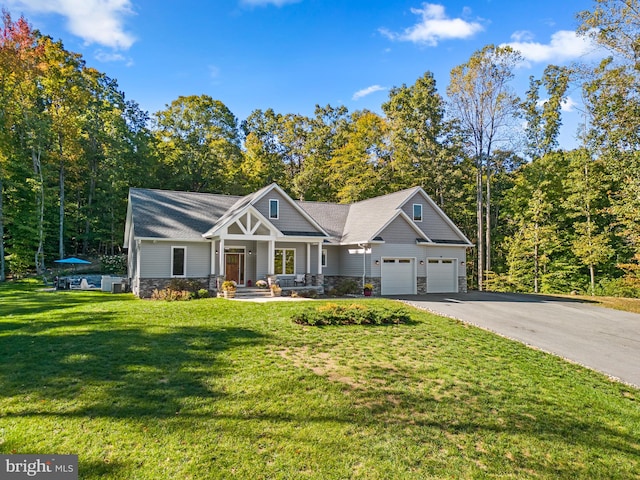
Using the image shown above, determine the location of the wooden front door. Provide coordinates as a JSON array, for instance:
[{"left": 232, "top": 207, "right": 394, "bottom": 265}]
[{"left": 225, "top": 251, "right": 245, "bottom": 286}]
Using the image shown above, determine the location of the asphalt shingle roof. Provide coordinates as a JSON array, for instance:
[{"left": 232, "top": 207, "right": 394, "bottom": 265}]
[
  {"left": 128, "top": 185, "right": 471, "bottom": 245},
  {"left": 129, "top": 188, "right": 239, "bottom": 239}
]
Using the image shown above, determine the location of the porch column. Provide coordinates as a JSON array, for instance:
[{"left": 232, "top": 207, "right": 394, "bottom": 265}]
[
  {"left": 219, "top": 238, "right": 225, "bottom": 277},
  {"left": 210, "top": 240, "right": 216, "bottom": 275},
  {"left": 306, "top": 243, "right": 311, "bottom": 273},
  {"left": 268, "top": 239, "right": 275, "bottom": 275},
  {"left": 317, "top": 242, "right": 323, "bottom": 274}
]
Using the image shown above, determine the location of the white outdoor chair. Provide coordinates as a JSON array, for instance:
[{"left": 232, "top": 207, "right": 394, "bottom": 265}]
[{"left": 294, "top": 274, "right": 306, "bottom": 286}]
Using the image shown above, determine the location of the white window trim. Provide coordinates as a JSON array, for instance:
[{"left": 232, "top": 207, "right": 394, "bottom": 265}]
[
  {"left": 171, "top": 246, "right": 187, "bottom": 277},
  {"left": 274, "top": 248, "right": 296, "bottom": 275},
  {"left": 413, "top": 203, "right": 423, "bottom": 222},
  {"left": 269, "top": 199, "right": 279, "bottom": 219},
  {"left": 322, "top": 248, "right": 327, "bottom": 268}
]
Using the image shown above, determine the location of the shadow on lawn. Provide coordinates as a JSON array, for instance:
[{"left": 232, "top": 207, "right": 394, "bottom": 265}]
[
  {"left": 0, "top": 314, "right": 267, "bottom": 419},
  {"left": 0, "top": 282, "right": 128, "bottom": 318},
  {"left": 339, "top": 367, "right": 640, "bottom": 477}
]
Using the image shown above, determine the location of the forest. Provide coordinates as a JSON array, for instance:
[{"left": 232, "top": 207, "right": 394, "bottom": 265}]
[{"left": 1, "top": 0, "right": 639, "bottom": 296}]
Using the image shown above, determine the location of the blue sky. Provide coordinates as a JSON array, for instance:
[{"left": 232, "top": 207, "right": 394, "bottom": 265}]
[{"left": 5, "top": 0, "right": 604, "bottom": 149}]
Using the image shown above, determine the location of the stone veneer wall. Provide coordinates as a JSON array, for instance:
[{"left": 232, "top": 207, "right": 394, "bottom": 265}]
[
  {"left": 417, "top": 277, "right": 427, "bottom": 294},
  {"left": 136, "top": 274, "right": 467, "bottom": 298},
  {"left": 458, "top": 275, "right": 468, "bottom": 293},
  {"left": 324, "top": 275, "right": 381, "bottom": 296},
  {"left": 137, "top": 277, "right": 211, "bottom": 299}
]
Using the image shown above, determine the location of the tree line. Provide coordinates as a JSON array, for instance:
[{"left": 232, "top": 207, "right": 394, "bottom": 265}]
[{"left": 1, "top": 1, "right": 639, "bottom": 296}]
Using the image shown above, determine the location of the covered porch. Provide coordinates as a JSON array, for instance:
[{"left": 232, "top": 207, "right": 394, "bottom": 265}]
[
  {"left": 208, "top": 238, "right": 325, "bottom": 291},
  {"left": 203, "top": 205, "right": 327, "bottom": 292}
]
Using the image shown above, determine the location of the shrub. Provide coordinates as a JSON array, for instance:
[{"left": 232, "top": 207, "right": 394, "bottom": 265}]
[
  {"left": 292, "top": 303, "right": 411, "bottom": 326},
  {"left": 100, "top": 254, "right": 127, "bottom": 274},
  {"left": 297, "top": 289, "right": 319, "bottom": 298},
  {"left": 151, "top": 288, "right": 191, "bottom": 301},
  {"left": 151, "top": 279, "right": 207, "bottom": 301},
  {"left": 168, "top": 278, "right": 202, "bottom": 292},
  {"left": 335, "top": 279, "right": 360, "bottom": 295}
]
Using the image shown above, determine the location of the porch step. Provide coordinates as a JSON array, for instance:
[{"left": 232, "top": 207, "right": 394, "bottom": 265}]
[{"left": 234, "top": 287, "right": 273, "bottom": 299}]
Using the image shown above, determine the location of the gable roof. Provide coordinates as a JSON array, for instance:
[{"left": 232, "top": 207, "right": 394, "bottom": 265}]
[
  {"left": 202, "top": 183, "right": 329, "bottom": 238},
  {"left": 125, "top": 184, "right": 472, "bottom": 247},
  {"left": 126, "top": 188, "right": 240, "bottom": 242}
]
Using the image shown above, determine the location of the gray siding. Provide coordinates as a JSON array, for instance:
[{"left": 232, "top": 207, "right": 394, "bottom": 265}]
[
  {"left": 378, "top": 216, "right": 418, "bottom": 244},
  {"left": 339, "top": 246, "right": 373, "bottom": 277},
  {"left": 139, "top": 241, "right": 211, "bottom": 278},
  {"left": 254, "top": 190, "right": 320, "bottom": 233},
  {"left": 127, "top": 226, "right": 138, "bottom": 281},
  {"left": 401, "top": 192, "right": 460, "bottom": 241}
]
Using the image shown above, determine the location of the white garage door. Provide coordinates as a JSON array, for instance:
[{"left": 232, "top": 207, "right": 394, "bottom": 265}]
[
  {"left": 427, "top": 259, "right": 457, "bottom": 293},
  {"left": 381, "top": 258, "right": 416, "bottom": 295}
]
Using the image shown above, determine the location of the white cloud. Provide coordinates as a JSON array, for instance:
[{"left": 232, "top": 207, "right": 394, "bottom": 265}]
[
  {"left": 380, "top": 3, "right": 483, "bottom": 46},
  {"left": 504, "top": 30, "right": 598, "bottom": 64},
  {"left": 536, "top": 96, "right": 577, "bottom": 113},
  {"left": 95, "top": 50, "right": 134, "bottom": 66},
  {"left": 510, "top": 30, "right": 535, "bottom": 43},
  {"left": 561, "top": 96, "right": 578, "bottom": 113},
  {"left": 7, "top": 0, "right": 136, "bottom": 49},
  {"left": 240, "top": 0, "right": 300, "bottom": 6},
  {"left": 208, "top": 65, "right": 221, "bottom": 79},
  {"left": 95, "top": 50, "right": 124, "bottom": 62},
  {"left": 352, "top": 85, "right": 386, "bottom": 101}
]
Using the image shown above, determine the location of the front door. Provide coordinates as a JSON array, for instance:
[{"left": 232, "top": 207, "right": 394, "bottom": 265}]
[{"left": 225, "top": 250, "right": 245, "bottom": 286}]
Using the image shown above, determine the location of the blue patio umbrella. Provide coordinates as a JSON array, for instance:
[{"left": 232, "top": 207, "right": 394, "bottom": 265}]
[
  {"left": 54, "top": 257, "right": 91, "bottom": 265},
  {"left": 54, "top": 257, "right": 91, "bottom": 275}
]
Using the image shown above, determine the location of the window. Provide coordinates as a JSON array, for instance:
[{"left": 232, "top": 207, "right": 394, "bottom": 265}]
[
  {"left": 413, "top": 203, "right": 423, "bottom": 222},
  {"left": 322, "top": 249, "right": 327, "bottom": 268},
  {"left": 269, "top": 199, "right": 279, "bottom": 219},
  {"left": 172, "top": 246, "right": 186, "bottom": 277},
  {"left": 274, "top": 248, "right": 295, "bottom": 275}
]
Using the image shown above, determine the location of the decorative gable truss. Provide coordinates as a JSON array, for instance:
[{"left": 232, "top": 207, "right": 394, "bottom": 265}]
[
  {"left": 204, "top": 206, "right": 280, "bottom": 240},
  {"left": 227, "top": 210, "right": 274, "bottom": 237}
]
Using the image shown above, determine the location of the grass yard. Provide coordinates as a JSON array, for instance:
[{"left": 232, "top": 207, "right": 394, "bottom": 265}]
[
  {"left": 573, "top": 295, "right": 640, "bottom": 315},
  {"left": 1, "top": 281, "right": 639, "bottom": 479}
]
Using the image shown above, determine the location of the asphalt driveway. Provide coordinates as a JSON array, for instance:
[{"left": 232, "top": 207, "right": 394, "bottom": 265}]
[{"left": 398, "top": 291, "right": 640, "bottom": 388}]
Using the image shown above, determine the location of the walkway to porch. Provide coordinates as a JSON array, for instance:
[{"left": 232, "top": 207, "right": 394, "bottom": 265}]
[{"left": 232, "top": 285, "right": 323, "bottom": 300}]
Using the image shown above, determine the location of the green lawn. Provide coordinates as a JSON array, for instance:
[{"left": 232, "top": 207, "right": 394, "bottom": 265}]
[{"left": 1, "top": 281, "right": 638, "bottom": 479}]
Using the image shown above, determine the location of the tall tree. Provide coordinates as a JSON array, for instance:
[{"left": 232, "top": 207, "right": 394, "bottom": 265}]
[
  {"left": 240, "top": 109, "right": 288, "bottom": 191},
  {"left": 154, "top": 95, "right": 242, "bottom": 193},
  {"left": 578, "top": 0, "right": 640, "bottom": 258},
  {"left": 0, "top": 10, "right": 50, "bottom": 275},
  {"left": 293, "top": 105, "right": 349, "bottom": 201},
  {"left": 447, "top": 45, "right": 522, "bottom": 290},
  {"left": 40, "top": 35, "right": 85, "bottom": 259},
  {"left": 563, "top": 149, "right": 614, "bottom": 295},
  {"left": 383, "top": 71, "right": 461, "bottom": 204},
  {"left": 501, "top": 152, "right": 568, "bottom": 293},
  {"left": 523, "top": 65, "right": 571, "bottom": 160},
  {"left": 328, "top": 110, "right": 389, "bottom": 203}
]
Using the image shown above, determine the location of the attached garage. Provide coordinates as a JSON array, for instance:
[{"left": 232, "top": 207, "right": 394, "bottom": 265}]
[
  {"left": 426, "top": 258, "right": 457, "bottom": 293},
  {"left": 381, "top": 258, "right": 416, "bottom": 295}
]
